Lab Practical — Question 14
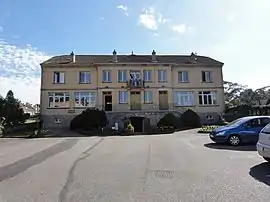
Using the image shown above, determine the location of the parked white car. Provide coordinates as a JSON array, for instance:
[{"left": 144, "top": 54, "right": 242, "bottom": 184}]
[{"left": 257, "top": 123, "right": 270, "bottom": 162}]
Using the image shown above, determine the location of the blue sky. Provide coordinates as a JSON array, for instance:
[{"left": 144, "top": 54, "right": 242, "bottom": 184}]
[{"left": 0, "top": 0, "right": 270, "bottom": 104}]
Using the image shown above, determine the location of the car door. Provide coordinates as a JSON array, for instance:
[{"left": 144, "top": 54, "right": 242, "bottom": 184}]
[
  {"left": 240, "top": 118, "right": 263, "bottom": 143},
  {"left": 256, "top": 118, "right": 270, "bottom": 142}
]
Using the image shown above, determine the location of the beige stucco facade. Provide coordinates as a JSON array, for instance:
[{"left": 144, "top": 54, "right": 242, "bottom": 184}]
[{"left": 40, "top": 52, "right": 224, "bottom": 129}]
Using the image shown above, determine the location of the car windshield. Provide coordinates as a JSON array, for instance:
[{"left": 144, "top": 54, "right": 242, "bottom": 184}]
[{"left": 226, "top": 117, "right": 248, "bottom": 127}]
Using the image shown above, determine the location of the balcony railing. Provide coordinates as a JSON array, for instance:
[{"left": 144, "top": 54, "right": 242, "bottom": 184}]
[{"left": 126, "top": 79, "right": 145, "bottom": 89}]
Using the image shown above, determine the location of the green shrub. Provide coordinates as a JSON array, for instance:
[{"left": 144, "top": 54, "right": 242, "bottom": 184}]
[
  {"left": 181, "top": 109, "right": 201, "bottom": 128},
  {"left": 70, "top": 108, "right": 107, "bottom": 131},
  {"left": 157, "top": 113, "right": 181, "bottom": 129}
]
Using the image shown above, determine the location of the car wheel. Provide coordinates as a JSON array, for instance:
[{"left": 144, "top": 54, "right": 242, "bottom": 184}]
[
  {"left": 228, "top": 135, "right": 241, "bottom": 146},
  {"left": 263, "top": 157, "right": 270, "bottom": 162}
]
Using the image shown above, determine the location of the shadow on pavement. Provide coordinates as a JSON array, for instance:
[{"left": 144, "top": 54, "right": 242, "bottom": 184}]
[
  {"left": 250, "top": 162, "right": 270, "bottom": 186},
  {"left": 204, "top": 143, "right": 257, "bottom": 151}
]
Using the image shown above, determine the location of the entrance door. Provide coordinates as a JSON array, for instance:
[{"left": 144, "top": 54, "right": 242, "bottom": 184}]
[
  {"left": 130, "top": 92, "right": 141, "bottom": 110},
  {"left": 130, "top": 117, "right": 144, "bottom": 132},
  {"left": 159, "top": 91, "right": 169, "bottom": 110},
  {"left": 103, "top": 92, "right": 112, "bottom": 111}
]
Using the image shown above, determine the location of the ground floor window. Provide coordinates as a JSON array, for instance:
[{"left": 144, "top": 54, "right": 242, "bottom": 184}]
[
  {"left": 173, "top": 92, "right": 194, "bottom": 106},
  {"left": 48, "top": 92, "right": 70, "bottom": 108},
  {"left": 119, "top": 91, "right": 128, "bottom": 103},
  {"left": 75, "top": 92, "right": 96, "bottom": 107},
  {"left": 198, "top": 91, "right": 217, "bottom": 105}
]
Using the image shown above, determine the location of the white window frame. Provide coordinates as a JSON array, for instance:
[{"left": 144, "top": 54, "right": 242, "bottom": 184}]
[
  {"left": 53, "top": 72, "right": 65, "bottom": 84},
  {"left": 79, "top": 71, "right": 90, "bottom": 84},
  {"left": 174, "top": 92, "right": 194, "bottom": 106},
  {"left": 48, "top": 92, "right": 70, "bottom": 108},
  {"left": 144, "top": 91, "right": 153, "bottom": 103},
  {"left": 119, "top": 91, "right": 128, "bottom": 104},
  {"left": 178, "top": 71, "right": 189, "bottom": 83},
  {"left": 143, "top": 70, "right": 152, "bottom": 82},
  {"left": 198, "top": 91, "right": 217, "bottom": 105},
  {"left": 158, "top": 70, "right": 167, "bottom": 82},
  {"left": 202, "top": 71, "right": 212, "bottom": 82},
  {"left": 118, "top": 70, "right": 127, "bottom": 82},
  {"left": 102, "top": 70, "right": 111, "bottom": 82},
  {"left": 74, "top": 92, "right": 96, "bottom": 107}
]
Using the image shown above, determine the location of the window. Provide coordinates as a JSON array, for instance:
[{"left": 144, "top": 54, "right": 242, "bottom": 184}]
[
  {"left": 178, "top": 71, "right": 189, "bottom": 83},
  {"left": 118, "top": 70, "right": 127, "bottom": 82},
  {"left": 74, "top": 92, "right": 96, "bottom": 107},
  {"left": 48, "top": 92, "right": 70, "bottom": 108},
  {"left": 158, "top": 70, "right": 167, "bottom": 82},
  {"left": 202, "top": 71, "right": 212, "bottom": 82},
  {"left": 79, "top": 72, "right": 90, "bottom": 84},
  {"left": 198, "top": 91, "right": 217, "bottom": 105},
  {"left": 119, "top": 91, "right": 128, "bottom": 103},
  {"left": 206, "top": 115, "right": 214, "bottom": 120},
  {"left": 174, "top": 92, "right": 194, "bottom": 106},
  {"left": 247, "top": 118, "right": 270, "bottom": 128},
  {"left": 143, "top": 70, "right": 152, "bottom": 82},
  {"left": 262, "top": 122, "right": 270, "bottom": 134},
  {"left": 102, "top": 70, "right": 111, "bottom": 82},
  {"left": 144, "top": 91, "right": 153, "bottom": 103},
  {"left": 53, "top": 72, "right": 65, "bottom": 84}
]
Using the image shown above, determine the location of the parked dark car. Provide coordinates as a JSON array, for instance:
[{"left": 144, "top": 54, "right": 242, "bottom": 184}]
[{"left": 209, "top": 116, "right": 270, "bottom": 146}]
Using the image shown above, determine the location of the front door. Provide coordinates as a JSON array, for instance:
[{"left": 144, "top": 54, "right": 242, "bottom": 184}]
[
  {"left": 159, "top": 91, "right": 169, "bottom": 110},
  {"left": 130, "top": 92, "right": 141, "bottom": 110},
  {"left": 103, "top": 92, "right": 112, "bottom": 111}
]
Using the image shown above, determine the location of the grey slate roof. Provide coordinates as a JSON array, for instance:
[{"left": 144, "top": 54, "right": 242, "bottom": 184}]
[{"left": 41, "top": 53, "right": 224, "bottom": 66}]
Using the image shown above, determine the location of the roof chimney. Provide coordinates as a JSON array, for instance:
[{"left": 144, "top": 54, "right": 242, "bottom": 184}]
[
  {"left": 190, "top": 52, "right": 197, "bottom": 63},
  {"left": 112, "top": 49, "right": 117, "bottom": 62},
  {"left": 70, "top": 51, "right": 75, "bottom": 63},
  {"left": 152, "top": 50, "right": 157, "bottom": 62}
]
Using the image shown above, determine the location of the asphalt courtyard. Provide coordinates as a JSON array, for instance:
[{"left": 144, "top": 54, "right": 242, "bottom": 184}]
[{"left": 0, "top": 129, "right": 269, "bottom": 202}]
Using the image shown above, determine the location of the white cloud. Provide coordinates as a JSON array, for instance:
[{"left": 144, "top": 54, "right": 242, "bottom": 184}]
[
  {"left": 139, "top": 7, "right": 158, "bottom": 30},
  {"left": 117, "top": 5, "right": 128, "bottom": 16},
  {"left": 0, "top": 40, "right": 50, "bottom": 104},
  {"left": 171, "top": 24, "right": 186, "bottom": 34}
]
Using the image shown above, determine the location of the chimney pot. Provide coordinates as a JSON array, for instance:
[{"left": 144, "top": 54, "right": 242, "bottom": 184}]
[
  {"left": 113, "top": 49, "right": 117, "bottom": 62},
  {"left": 70, "top": 51, "right": 75, "bottom": 63},
  {"left": 152, "top": 50, "right": 157, "bottom": 62}
]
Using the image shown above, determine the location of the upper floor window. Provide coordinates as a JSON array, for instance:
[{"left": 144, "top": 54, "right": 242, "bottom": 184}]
[
  {"left": 178, "top": 71, "right": 189, "bottom": 83},
  {"left": 53, "top": 72, "right": 65, "bottom": 84},
  {"left": 158, "top": 70, "right": 167, "bottom": 82},
  {"left": 174, "top": 92, "right": 194, "bottom": 106},
  {"left": 48, "top": 92, "right": 70, "bottom": 108},
  {"left": 198, "top": 91, "right": 217, "bottom": 105},
  {"left": 144, "top": 91, "right": 153, "bottom": 103},
  {"left": 202, "top": 71, "right": 212, "bottom": 82},
  {"left": 74, "top": 92, "right": 96, "bottom": 107},
  {"left": 143, "top": 70, "right": 152, "bottom": 82},
  {"left": 118, "top": 70, "right": 127, "bottom": 82},
  {"left": 79, "top": 71, "right": 90, "bottom": 84},
  {"left": 102, "top": 70, "right": 111, "bottom": 82},
  {"left": 119, "top": 91, "right": 128, "bottom": 103}
]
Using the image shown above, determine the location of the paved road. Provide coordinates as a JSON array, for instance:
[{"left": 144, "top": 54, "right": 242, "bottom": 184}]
[{"left": 0, "top": 130, "right": 269, "bottom": 202}]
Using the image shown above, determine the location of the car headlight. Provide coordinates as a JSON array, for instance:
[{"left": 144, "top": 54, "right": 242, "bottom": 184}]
[{"left": 216, "top": 131, "right": 226, "bottom": 136}]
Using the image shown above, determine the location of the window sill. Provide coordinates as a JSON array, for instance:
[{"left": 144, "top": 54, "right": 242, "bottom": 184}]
[
  {"left": 53, "top": 83, "right": 65, "bottom": 84},
  {"left": 47, "top": 107, "right": 69, "bottom": 109},
  {"left": 79, "top": 82, "right": 91, "bottom": 84},
  {"left": 74, "top": 106, "right": 96, "bottom": 109},
  {"left": 174, "top": 105, "right": 195, "bottom": 107},
  {"left": 158, "top": 81, "right": 167, "bottom": 83},
  {"left": 198, "top": 104, "right": 219, "bottom": 107},
  {"left": 201, "top": 81, "right": 213, "bottom": 83},
  {"left": 178, "top": 81, "right": 189, "bottom": 83},
  {"left": 144, "top": 81, "right": 153, "bottom": 83},
  {"left": 144, "top": 102, "right": 153, "bottom": 104},
  {"left": 102, "top": 81, "right": 112, "bottom": 83},
  {"left": 119, "top": 102, "right": 128, "bottom": 104}
]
